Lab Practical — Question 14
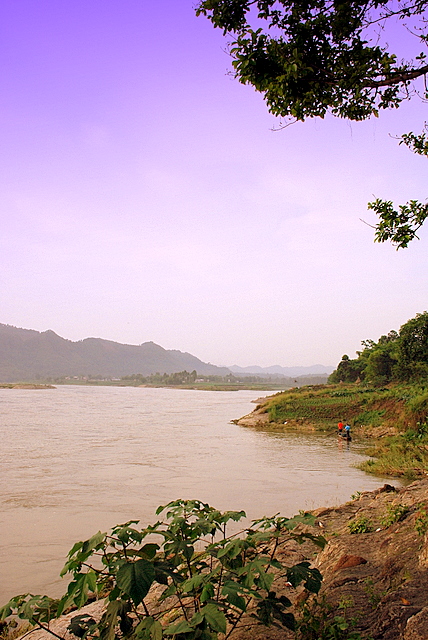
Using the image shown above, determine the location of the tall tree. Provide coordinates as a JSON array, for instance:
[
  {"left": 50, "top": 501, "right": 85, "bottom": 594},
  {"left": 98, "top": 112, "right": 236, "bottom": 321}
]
[
  {"left": 196, "top": 0, "right": 428, "bottom": 247},
  {"left": 397, "top": 311, "right": 428, "bottom": 379}
]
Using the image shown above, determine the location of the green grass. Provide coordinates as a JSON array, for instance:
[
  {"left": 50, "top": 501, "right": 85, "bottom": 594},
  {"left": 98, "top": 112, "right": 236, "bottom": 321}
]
[
  {"left": 359, "top": 433, "right": 428, "bottom": 477},
  {"left": 263, "top": 383, "right": 428, "bottom": 433}
]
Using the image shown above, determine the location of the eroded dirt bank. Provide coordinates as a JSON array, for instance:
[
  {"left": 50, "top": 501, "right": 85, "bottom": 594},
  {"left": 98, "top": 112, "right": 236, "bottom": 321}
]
[{"left": 309, "top": 478, "right": 428, "bottom": 639}]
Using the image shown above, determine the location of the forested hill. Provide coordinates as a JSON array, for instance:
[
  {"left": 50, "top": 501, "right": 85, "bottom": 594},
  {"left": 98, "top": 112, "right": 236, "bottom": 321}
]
[{"left": 0, "top": 324, "right": 230, "bottom": 382}]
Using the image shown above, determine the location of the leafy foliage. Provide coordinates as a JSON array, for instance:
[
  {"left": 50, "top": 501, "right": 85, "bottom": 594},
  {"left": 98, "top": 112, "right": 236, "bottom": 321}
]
[
  {"left": 297, "top": 596, "right": 364, "bottom": 639},
  {"left": 380, "top": 503, "right": 409, "bottom": 527},
  {"left": 196, "top": 0, "right": 428, "bottom": 121},
  {"left": 196, "top": 0, "right": 428, "bottom": 246},
  {"left": 415, "top": 504, "right": 428, "bottom": 535},
  {"left": 329, "top": 312, "right": 428, "bottom": 385},
  {"left": 369, "top": 198, "right": 428, "bottom": 249},
  {"left": 0, "top": 500, "right": 325, "bottom": 640},
  {"left": 348, "top": 516, "right": 373, "bottom": 534},
  {"left": 361, "top": 426, "right": 428, "bottom": 476}
]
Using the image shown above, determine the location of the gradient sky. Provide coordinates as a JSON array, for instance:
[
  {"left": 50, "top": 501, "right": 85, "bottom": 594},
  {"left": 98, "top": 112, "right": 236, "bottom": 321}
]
[{"left": 1, "top": 0, "right": 427, "bottom": 368}]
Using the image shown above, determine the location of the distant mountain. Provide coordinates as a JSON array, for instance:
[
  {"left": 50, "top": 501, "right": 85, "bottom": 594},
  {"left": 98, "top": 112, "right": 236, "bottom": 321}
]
[
  {"left": 228, "top": 364, "right": 334, "bottom": 377},
  {"left": 0, "top": 324, "right": 230, "bottom": 382}
]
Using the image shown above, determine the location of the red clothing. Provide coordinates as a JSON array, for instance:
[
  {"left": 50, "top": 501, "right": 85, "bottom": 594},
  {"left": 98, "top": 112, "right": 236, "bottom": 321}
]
[{"left": 338, "top": 422, "right": 344, "bottom": 431}]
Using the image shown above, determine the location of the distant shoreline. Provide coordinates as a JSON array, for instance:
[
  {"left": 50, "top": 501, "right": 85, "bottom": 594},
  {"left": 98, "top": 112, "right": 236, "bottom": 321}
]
[{"left": 0, "top": 383, "right": 56, "bottom": 389}]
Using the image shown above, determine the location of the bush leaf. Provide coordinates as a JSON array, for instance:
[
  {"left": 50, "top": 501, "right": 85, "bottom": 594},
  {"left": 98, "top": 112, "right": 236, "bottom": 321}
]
[{"left": 117, "top": 559, "right": 155, "bottom": 604}]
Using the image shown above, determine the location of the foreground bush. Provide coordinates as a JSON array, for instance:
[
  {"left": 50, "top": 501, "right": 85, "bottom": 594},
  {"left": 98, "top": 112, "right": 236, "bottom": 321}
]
[{"left": 0, "top": 500, "right": 325, "bottom": 640}]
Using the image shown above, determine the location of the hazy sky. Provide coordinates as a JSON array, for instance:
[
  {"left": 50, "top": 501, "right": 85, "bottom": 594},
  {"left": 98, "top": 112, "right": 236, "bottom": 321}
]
[{"left": 1, "top": 0, "right": 427, "bottom": 367}]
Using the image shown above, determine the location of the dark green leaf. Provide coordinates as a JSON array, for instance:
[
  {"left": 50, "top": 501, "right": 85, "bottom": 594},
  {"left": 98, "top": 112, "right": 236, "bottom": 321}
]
[
  {"left": 221, "top": 582, "right": 246, "bottom": 611},
  {"left": 181, "top": 574, "right": 204, "bottom": 593},
  {"left": 67, "top": 614, "right": 96, "bottom": 638},
  {"left": 117, "top": 559, "right": 155, "bottom": 605},
  {"left": 164, "top": 620, "right": 194, "bottom": 635},
  {"left": 139, "top": 543, "right": 159, "bottom": 559},
  {"left": 200, "top": 604, "right": 227, "bottom": 634},
  {"left": 200, "top": 582, "right": 215, "bottom": 603},
  {"left": 286, "top": 562, "right": 322, "bottom": 593},
  {"left": 255, "top": 570, "right": 274, "bottom": 592}
]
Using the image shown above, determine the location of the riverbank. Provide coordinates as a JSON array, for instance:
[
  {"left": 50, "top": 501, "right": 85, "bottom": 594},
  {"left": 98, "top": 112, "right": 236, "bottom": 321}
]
[
  {"left": 294, "top": 477, "right": 428, "bottom": 640},
  {"left": 234, "top": 383, "right": 428, "bottom": 478},
  {"left": 0, "top": 383, "right": 56, "bottom": 389}
]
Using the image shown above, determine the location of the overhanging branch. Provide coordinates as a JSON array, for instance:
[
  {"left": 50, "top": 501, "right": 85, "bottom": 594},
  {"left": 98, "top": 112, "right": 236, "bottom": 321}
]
[{"left": 365, "top": 64, "right": 428, "bottom": 88}]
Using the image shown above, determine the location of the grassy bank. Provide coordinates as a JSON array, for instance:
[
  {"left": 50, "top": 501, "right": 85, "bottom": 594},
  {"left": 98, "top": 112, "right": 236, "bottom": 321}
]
[
  {"left": 249, "top": 383, "right": 428, "bottom": 477},
  {"left": 360, "top": 427, "right": 428, "bottom": 478}
]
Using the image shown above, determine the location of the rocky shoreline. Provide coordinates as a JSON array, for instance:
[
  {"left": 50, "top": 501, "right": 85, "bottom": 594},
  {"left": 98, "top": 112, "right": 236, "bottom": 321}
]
[
  {"left": 233, "top": 478, "right": 428, "bottom": 639},
  {"left": 309, "top": 478, "right": 428, "bottom": 639}
]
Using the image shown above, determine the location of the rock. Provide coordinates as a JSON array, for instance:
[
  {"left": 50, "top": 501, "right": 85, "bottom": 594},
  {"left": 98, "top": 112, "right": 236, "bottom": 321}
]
[
  {"left": 333, "top": 554, "right": 367, "bottom": 571},
  {"left": 374, "top": 484, "right": 397, "bottom": 494},
  {"left": 404, "top": 607, "right": 428, "bottom": 640}
]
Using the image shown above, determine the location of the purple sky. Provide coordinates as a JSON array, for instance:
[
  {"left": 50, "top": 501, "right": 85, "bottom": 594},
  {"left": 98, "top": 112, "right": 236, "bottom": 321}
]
[{"left": 1, "top": 0, "right": 427, "bottom": 367}]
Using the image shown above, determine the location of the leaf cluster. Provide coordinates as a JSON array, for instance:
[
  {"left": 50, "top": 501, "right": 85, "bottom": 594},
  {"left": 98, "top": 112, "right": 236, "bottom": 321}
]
[
  {"left": 196, "top": 0, "right": 428, "bottom": 122},
  {"left": 297, "top": 596, "right": 364, "bottom": 639},
  {"left": 380, "top": 503, "right": 409, "bottom": 527},
  {"left": 0, "top": 500, "right": 325, "bottom": 640},
  {"left": 369, "top": 198, "right": 428, "bottom": 249},
  {"left": 329, "top": 311, "right": 428, "bottom": 386},
  {"left": 347, "top": 516, "right": 373, "bottom": 534}
]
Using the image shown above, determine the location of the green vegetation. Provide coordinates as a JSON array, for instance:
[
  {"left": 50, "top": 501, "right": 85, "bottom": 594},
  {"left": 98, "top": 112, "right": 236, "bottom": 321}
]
[
  {"left": 359, "top": 428, "right": 428, "bottom": 477},
  {"left": 348, "top": 516, "right": 373, "bottom": 534},
  {"left": 196, "top": 0, "right": 428, "bottom": 247},
  {"left": 380, "top": 503, "right": 409, "bottom": 527},
  {"left": 362, "top": 578, "right": 387, "bottom": 609},
  {"left": 262, "top": 383, "right": 428, "bottom": 432},
  {"left": 0, "top": 500, "right": 326, "bottom": 640},
  {"left": 297, "top": 596, "right": 364, "bottom": 639},
  {"left": 46, "top": 371, "right": 330, "bottom": 391},
  {"left": 415, "top": 505, "right": 428, "bottom": 536},
  {"left": 119, "top": 370, "right": 291, "bottom": 391},
  {"left": 329, "top": 312, "right": 428, "bottom": 386}
]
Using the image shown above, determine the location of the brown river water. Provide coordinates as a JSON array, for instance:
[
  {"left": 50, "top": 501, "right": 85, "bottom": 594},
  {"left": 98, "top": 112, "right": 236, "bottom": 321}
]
[{"left": 0, "top": 385, "right": 397, "bottom": 604}]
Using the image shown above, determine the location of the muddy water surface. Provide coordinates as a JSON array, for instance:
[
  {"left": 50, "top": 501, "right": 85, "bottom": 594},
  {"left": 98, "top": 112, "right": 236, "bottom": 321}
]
[{"left": 0, "top": 385, "right": 396, "bottom": 603}]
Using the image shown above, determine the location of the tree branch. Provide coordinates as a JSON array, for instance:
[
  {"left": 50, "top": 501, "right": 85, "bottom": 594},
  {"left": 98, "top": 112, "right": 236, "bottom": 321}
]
[{"left": 365, "top": 64, "right": 428, "bottom": 88}]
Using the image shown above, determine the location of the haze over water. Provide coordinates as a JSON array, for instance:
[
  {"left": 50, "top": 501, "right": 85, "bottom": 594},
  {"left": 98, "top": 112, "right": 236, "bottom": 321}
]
[{"left": 1, "top": 386, "right": 395, "bottom": 603}]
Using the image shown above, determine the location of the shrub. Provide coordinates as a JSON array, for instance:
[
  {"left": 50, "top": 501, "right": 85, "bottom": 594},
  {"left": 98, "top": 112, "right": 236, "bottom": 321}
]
[
  {"left": 380, "top": 503, "right": 409, "bottom": 527},
  {"left": 415, "top": 505, "right": 428, "bottom": 536},
  {"left": 0, "top": 500, "right": 326, "bottom": 640},
  {"left": 348, "top": 516, "right": 373, "bottom": 534}
]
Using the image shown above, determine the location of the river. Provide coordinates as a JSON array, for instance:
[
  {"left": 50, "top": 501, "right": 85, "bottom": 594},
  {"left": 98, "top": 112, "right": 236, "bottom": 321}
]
[{"left": 0, "top": 385, "right": 395, "bottom": 603}]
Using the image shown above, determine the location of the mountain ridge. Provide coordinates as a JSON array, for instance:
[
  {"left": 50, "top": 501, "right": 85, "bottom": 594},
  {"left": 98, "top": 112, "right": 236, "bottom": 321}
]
[
  {"left": 228, "top": 363, "right": 334, "bottom": 377},
  {"left": 0, "top": 323, "right": 332, "bottom": 382},
  {"left": 0, "top": 324, "right": 230, "bottom": 381}
]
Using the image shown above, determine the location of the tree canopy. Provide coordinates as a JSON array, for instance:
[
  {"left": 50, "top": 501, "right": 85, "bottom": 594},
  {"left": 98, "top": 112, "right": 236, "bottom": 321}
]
[
  {"left": 196, "top": 0, "right": 428, "bottom": 247},
  {"left": 329, "top": 312, "right": 428, "bottom": 384}
]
